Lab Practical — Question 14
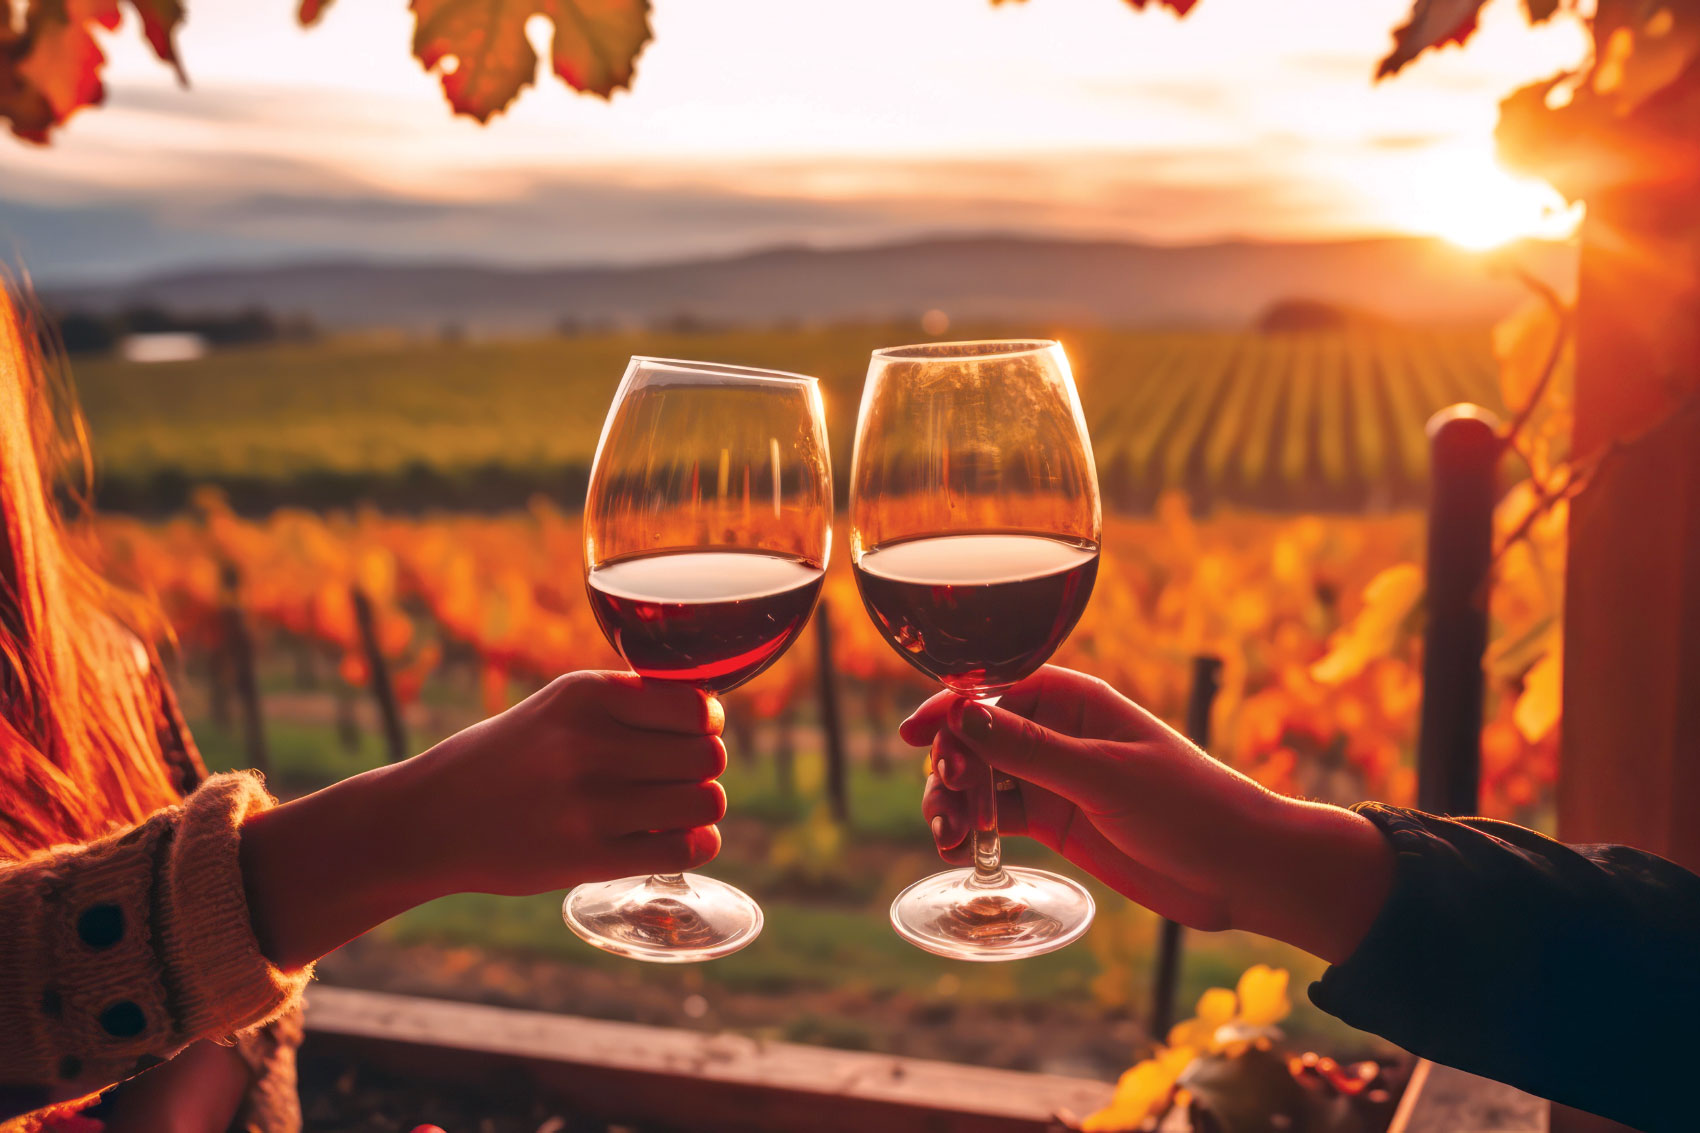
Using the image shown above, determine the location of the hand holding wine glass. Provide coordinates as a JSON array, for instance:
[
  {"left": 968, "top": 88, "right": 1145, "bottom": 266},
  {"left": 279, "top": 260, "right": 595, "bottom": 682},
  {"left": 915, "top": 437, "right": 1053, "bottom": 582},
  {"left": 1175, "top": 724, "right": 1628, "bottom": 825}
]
[
  {"left": 565, "top": 357, "right": 832, "bottom": 963},
  {"left": 901, "top": 664, "right": 1398, "bottom": 967},
  {"left": 849, "top": 339, "right": 1102, "bottom": 960}
]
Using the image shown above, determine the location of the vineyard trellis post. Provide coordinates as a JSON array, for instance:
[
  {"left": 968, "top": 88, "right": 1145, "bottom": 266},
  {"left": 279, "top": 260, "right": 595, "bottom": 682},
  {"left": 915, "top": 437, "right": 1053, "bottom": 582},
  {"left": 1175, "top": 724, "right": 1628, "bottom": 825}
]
[
  {"left": 217, "top": 562, "right": 270, "bottom": 778},
  {"left": 351, "top": 586, "right": 409, "bottom": 764},
  {"left": 1548, "top": 66, "right": 1700, "bottom": 1132},
  {"left": 1149, "top": 654, "right": 1222, "bottom": 1038},
  {"left": 814, "top": 600, "right": 850, "bottom": 824},
  {"left": 1416, "top": 406, "right": 1500, "bottom": 817}
]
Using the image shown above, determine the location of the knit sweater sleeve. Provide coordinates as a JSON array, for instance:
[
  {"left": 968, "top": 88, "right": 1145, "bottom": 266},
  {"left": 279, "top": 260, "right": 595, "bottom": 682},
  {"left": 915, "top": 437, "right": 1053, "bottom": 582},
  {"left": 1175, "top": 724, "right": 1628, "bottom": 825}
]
[{"left": 0, "top": 772, "right": 311, "bottom": 1118}]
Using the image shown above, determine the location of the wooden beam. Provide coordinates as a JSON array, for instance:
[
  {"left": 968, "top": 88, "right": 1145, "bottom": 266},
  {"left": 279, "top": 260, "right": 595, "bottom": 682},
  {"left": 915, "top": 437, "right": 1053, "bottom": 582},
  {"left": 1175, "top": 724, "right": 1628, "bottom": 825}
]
[
  {"left": 1388, "top": 1060, "right": 1547, "bottom": 1133},
  {"left": 1555, "top": 59, "right": 1700, "bottom": 1132},
  {"left": 303, "top": 986, "right": 1113, "bottom": 1133}
]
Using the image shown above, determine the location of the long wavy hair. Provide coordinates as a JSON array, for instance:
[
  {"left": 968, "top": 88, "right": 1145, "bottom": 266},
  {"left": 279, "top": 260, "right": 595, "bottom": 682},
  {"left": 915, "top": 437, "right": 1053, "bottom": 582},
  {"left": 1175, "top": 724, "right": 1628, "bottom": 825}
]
[{"left": 0, "top": 286, "right": 183, "bottom": 858}]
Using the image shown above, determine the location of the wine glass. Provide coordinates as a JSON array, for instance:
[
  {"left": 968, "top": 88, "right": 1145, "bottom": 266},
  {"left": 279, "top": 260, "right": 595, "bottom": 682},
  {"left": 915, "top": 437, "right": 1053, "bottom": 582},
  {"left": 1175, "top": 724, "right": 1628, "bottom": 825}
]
[
  {"left": 564, "top": 357, "right": 832, "bottom": 962},
  {"left": 850, "top": 340, "right": 1100, "bottom": 961}
]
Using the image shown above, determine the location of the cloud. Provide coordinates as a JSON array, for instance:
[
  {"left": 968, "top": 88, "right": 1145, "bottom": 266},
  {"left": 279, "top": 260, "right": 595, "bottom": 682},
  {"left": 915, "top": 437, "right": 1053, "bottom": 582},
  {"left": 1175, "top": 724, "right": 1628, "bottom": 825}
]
[{"left": 0, "top": 143, "right": 1393, "bottom": 284}]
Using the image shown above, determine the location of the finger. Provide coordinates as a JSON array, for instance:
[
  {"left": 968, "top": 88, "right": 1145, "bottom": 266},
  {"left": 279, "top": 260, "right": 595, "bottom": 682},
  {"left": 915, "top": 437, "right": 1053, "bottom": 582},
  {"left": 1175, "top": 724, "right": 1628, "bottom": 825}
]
[
  {"left": 597, "top": 781, "right": 727, "bottom": 835},
  {"left": 620, "top": 734, "right": 727, "bottom": 783},
  {"left": 611, "top": 825, "right": 721, "bottom": 875},
  {"left": 589, "top": 672, "right": 725, "bottom": 735},
  {"left": 924, "top": 767, "right": 1031, "bottom": 854},
  {"left": 945, "top": 698, "right": 1114, "bottom": 802},
  {"left": 922, "top": 772, "right": 970, "bottom": 852},
  {"left": 898, "top": 689, "right": 957, "bottom": 747},
  {"left": 931, "top": 731, "right": 980, "bottom": 791}
]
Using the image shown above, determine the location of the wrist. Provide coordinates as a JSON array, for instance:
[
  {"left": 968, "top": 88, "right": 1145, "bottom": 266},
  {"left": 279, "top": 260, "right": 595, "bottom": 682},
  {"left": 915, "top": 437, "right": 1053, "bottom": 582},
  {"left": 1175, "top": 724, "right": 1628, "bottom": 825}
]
[
  {"left": 1238, "top": 794, "right": 1395, "bottom": 965},
  {"left": 241, "top": 760, "right": 449, "bottom": 969}
]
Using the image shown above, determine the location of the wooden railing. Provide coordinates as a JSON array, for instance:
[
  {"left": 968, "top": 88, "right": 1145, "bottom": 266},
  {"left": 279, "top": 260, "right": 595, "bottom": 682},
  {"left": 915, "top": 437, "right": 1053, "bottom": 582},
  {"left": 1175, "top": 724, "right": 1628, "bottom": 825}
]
[{"left": 304, "top": 986, "right": 1113, "bottom": 1133}]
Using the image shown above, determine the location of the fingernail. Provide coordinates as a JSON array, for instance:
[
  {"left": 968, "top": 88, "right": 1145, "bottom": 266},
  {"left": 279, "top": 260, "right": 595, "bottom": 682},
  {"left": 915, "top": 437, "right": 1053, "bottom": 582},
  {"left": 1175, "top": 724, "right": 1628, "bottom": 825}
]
[
  {"left": 930, "top": 816, "right": 947, "bottom": 843},
  {"left": 961, "top": 703, "right": 994, "bottom": 739}
]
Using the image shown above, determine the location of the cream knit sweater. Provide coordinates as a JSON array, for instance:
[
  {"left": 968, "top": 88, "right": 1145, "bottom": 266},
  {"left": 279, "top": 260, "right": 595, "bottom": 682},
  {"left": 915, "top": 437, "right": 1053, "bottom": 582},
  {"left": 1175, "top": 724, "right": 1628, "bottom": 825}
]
[{"left": 0, "top": 773, "right": 310, "bottom": 1132}]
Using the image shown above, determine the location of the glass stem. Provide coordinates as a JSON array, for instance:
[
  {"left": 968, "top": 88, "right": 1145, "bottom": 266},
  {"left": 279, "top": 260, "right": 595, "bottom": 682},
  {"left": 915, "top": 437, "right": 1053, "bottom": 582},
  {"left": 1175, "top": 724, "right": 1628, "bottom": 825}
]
[
  {"left": 967, "top": 694, "right": 1008, "bottom": 889},
  {"left": 650, "top": 873, "right": 689, "bottom": 890}
]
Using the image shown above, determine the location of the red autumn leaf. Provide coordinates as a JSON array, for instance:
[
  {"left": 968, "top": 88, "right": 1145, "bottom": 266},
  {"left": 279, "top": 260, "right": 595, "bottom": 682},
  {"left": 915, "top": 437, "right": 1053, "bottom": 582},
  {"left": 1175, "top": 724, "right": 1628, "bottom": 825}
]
[
  {"left": 1126, "top": 0, "right": 1199, "bottom": 13},
  {"left": 0, "top": 0, "right": 184, "bottom": 143},
  {"left": 17, "top": 2, "right": 115, "bottom": 122},
  {"left": 126, "top": 0, "right": 186, "bottom": 80},
  {"left": 994, "top": 0, "right": 1199, "bottom": 12},
  {"left": 411, "top": 0, "right": 652, "bottom": 124},
  {"left": 1377, "top": 0, "right": 1487, "bottom": 79}
]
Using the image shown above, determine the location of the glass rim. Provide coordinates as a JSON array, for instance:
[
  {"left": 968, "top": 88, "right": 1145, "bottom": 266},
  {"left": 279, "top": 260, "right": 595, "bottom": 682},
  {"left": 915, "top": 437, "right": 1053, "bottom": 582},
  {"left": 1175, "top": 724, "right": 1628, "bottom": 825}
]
[
  {"left": 871, "top": 338, "right": 1060, "bottom": 362},
  {"left": 630, "top": 355, "right": 820, "bottom": 386}
]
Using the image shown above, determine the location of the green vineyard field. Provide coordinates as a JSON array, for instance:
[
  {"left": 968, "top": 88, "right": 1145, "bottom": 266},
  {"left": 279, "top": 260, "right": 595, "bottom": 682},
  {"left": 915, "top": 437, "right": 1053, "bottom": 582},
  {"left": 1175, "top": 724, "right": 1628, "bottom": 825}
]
[{"left": 75, "top": 323, "right": 1502, "bottom": 513}]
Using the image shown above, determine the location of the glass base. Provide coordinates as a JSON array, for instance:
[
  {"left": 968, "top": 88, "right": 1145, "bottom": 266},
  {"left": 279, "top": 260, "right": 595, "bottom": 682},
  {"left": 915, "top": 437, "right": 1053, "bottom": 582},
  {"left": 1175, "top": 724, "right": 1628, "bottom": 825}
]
[
  {"left": 890, "top": 865, "right": 1094, "bottom": 961},
  {"left": 562, "top": 873, "right": 763, "bottom": 963}
]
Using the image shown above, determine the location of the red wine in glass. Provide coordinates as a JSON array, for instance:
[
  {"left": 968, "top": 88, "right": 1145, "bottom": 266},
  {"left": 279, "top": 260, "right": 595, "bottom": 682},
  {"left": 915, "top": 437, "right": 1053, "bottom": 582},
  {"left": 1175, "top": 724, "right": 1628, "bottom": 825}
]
[
  {"left": 565, "top": 355, "right": 832, "bottom": 964},
  {"left": 850, "top": 338, "right": 1101, "bottom": 961},
  {"left": 852, "top": 533, "right": 1098, "bottom": 700},
  {"left": 588, "top": 549, "right": 825, "bottom": 695}
]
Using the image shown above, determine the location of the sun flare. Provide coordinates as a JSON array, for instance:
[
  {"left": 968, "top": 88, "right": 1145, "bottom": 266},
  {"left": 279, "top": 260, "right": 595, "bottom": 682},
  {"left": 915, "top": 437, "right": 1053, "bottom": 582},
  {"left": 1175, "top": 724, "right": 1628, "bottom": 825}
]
[{"left": 1405, "top": 145, "right": 1583, "bottom": 251}]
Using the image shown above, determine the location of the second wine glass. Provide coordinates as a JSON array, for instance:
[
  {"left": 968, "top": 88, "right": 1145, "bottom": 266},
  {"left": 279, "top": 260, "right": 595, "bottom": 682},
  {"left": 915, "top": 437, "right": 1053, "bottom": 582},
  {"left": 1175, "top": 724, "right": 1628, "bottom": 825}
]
[
  {"left": 850, "top": 339, "right": 1101, "bottom": 961},
  {"left": 565, "top": 356, "right": 832, "bottom": 962}
]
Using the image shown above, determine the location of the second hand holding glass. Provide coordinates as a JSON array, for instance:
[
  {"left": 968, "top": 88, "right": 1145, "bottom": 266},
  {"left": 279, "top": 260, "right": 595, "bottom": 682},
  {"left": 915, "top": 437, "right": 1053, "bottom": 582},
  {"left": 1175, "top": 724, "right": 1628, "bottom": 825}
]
[
  {"left": 565, "top": 357, "right": 832, "bottom": 963},
  {"left": 850, "top": 340, "right": 1102, "bottom": 961}
]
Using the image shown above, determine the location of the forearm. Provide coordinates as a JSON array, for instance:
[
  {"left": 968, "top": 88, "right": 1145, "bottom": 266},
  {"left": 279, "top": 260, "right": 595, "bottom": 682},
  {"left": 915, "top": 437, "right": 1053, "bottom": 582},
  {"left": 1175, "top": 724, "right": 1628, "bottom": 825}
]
[
  {"left": 1234, "top": 794, "right": 1395, "bottom": 965},
  {"left": 102, "top": 1040, "right": 251, "bottom": 1133},
  {"left": 239, "top": 759, "right": 445, "bottom": 971},
  {"left": 1306, "top": 806, "right": 1700, "bottom": 1131}
]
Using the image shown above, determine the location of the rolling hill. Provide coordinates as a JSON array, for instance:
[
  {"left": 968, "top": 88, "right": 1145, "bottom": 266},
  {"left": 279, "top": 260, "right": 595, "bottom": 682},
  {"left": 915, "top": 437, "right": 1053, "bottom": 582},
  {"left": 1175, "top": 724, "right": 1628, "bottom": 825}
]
[{"left": 47, "top": 233, "right": 1575, "bottom": 335}]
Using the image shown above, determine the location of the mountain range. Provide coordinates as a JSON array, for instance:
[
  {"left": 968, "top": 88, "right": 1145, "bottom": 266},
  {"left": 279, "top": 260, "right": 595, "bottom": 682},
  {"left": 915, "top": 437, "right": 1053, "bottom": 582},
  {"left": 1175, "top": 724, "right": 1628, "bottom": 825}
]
[{"left": 43, "top": 234, "right": 1576, "bottom": 333}]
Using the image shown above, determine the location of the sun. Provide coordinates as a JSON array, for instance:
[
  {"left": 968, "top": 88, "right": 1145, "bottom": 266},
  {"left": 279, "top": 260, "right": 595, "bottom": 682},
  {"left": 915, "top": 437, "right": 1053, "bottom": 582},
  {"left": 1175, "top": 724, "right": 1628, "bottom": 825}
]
[{"left": 1401, "top": 144, "right": 1584, "bottom": 251}]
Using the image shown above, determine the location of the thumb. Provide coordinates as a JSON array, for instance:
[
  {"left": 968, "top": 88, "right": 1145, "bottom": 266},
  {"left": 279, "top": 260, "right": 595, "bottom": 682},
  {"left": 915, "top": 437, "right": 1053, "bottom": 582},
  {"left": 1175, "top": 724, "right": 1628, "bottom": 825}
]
[{"left": 946, "top": 698, "right": 1114, "bottom": 803}]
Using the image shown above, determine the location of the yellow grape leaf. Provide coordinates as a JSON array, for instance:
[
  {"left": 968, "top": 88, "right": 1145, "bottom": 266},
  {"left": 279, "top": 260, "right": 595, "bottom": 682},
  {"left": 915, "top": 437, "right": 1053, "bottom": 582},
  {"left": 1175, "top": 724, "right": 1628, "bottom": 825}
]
[
  {"left": 1493, "top": 296, "right": 1563, "bottom": 415},
  {"left": 1514, "top": 637, "right": 1562, "bottom": 742},
  {"left": 1310, "top": 564, "right": 1424, "bottom": 686},
  {"left": 1235, "top": 964, "right": 1291, "bottom": 1027},
  {"left": 1081, "top": 1046, "right": 1194, "bottom": 1132},
  {"left": 1167, "top": 1016, "right": 1213, "bottom": 1053},
  {"left": 1195, "top": 986, "right": 1238, "bottom": 1030}
]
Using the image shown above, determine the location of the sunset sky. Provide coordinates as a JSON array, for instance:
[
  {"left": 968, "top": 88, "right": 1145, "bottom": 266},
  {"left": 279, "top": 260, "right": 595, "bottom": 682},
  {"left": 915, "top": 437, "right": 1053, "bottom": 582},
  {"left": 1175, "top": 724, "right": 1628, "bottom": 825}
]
[{"left": 0, "top": 0, "right": 1589, "bottom": 281}]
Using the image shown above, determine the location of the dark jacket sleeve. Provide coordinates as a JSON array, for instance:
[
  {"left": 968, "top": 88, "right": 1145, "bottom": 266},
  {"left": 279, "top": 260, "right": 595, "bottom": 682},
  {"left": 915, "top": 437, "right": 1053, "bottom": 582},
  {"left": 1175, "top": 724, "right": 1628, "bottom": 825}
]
[{"left": 1308, "top": 803, "right": 1700, "bottom": 1133}]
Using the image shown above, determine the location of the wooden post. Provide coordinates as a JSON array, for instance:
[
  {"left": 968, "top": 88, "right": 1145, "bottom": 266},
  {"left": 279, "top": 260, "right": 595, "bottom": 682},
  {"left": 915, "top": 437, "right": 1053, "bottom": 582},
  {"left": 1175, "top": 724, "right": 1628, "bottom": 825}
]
[
  {"left": 205, "top": 652, "right": 232, "bottom": 729},
  {"left": 333, "top": 678, "right": 363, "bottom": 754},
  {"left": 775, "top": 702, "right": 798, "bottom": 799},
  {"left": 866, "top": 680, "right": 894, "bottom": 777},
  {"left": 218, "top": 563, "right": 270, "bottom": 777},
  {"left": 1549, "top": 84, "right": 1700, "bottom": 1133},
  {"left": 726, "top": 694, "right": 759, "bottom": 768},
  {"left": 351, "top": 586, "right": 409, "bottom": 763},
  {"left": 1416, "top": 407, "right": 1500, "bottom": 817},
  {"left": 814, "top": 600, "right": 850, "bottom": 824},
  {"left": 1149, "top": 655, "right": 1222, "bottom": 1038}
]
